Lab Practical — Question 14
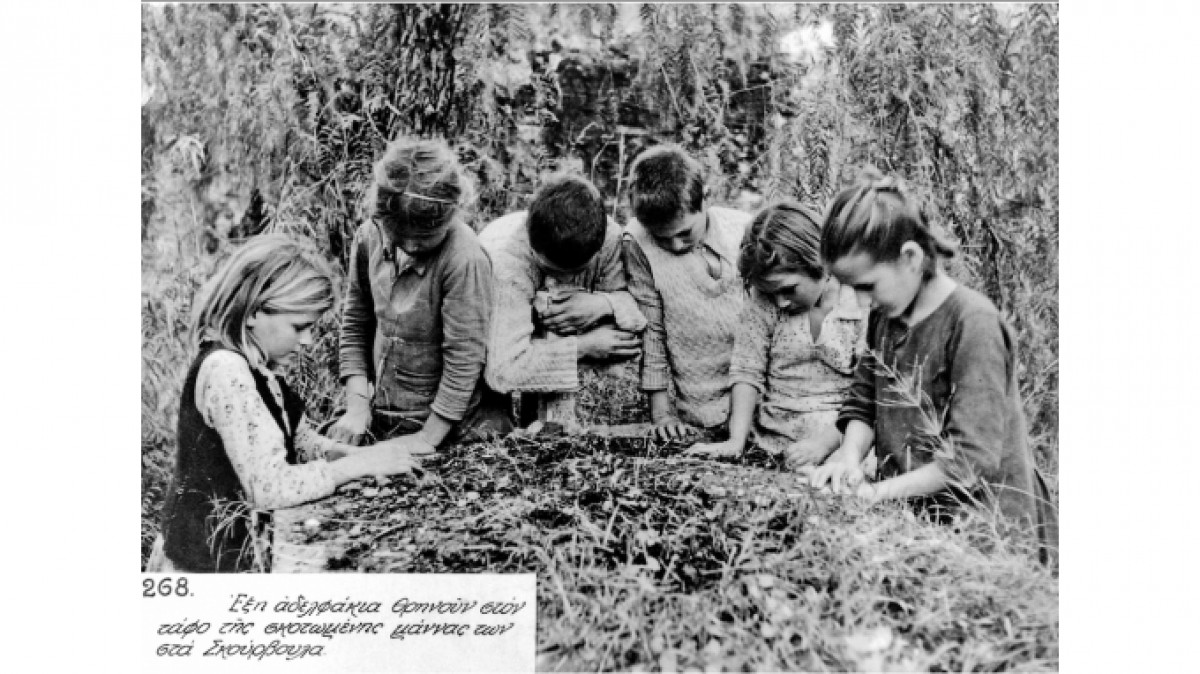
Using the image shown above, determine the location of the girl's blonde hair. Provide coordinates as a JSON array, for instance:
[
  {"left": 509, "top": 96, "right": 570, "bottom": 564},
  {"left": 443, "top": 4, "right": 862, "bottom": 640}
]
[{"left": 191, "top": 234, "right": 337, "bottom": 370}]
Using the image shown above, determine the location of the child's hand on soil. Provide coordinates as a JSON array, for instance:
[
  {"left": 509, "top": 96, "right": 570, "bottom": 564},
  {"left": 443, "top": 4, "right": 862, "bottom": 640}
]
[
  {"left": 810, "top": 457, "right": 866, "bottom": 495},
  {"left": 375, "top": 433, "right": 438, "bottom": 457},
  {"left": 652, "top": 416, "right": 699, "bottom": 442},
  {"left": 328, "top": 408, "right": 372, "bottom": 445},
  {"left": 854, "top": 480, "right": 881, "bottom": 503},
  {"left": 684, "top": 439, "right": 742, "bottom": 458},
  {"left": 342, "top": 444, "right": 425, "bottom": 483},
  {"left": 542, "top": 290, "right": 611, "bottom": 335},
  {"left": 783, "top": 440, "right": 832, "bottom": 470}
]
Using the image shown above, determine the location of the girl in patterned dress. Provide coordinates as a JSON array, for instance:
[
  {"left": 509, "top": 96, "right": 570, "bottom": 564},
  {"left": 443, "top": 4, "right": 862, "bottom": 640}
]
[
  {"left": 149, "top": 235, "right": 431, "bottom": 572},
  {"left": 688, "top": 202, "right": 867, "bottom": 468}
]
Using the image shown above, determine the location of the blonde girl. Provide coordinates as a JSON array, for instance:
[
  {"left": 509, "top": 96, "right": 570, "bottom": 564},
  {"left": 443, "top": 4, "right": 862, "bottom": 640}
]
[
  {"left": 150, "top": 235, "right": 428, "bottom": 573},
  {"left": 687, "top": 202, "right": 866, "bottom": 467},
  {"left": 810, "top": 170, "right": 1056, "bottom": 559}
]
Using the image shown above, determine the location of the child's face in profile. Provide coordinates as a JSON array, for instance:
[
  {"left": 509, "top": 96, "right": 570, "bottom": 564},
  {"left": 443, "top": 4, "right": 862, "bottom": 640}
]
[
  {"left": 756, "top": 271, "right": 825, "bottom": 316},
  {"left": 649, "top": 208, "right": 707, "bottom": 255},
  {"left": 829, "top": 249, "right": 922, "bottom": 319},
  {"left": 248, "top": 311, "right": 322, "bottom": 368}
]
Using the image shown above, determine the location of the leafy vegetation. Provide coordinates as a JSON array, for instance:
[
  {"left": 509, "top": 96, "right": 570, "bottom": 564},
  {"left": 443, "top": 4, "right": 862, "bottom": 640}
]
[{"left": 142, "top": 3, "right": 1058, "bottom": 670}]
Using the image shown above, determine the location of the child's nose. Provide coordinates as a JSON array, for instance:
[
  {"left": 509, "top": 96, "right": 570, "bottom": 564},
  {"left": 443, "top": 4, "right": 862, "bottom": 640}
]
[{"left": 299, "top": 329, "right": 314, "bottom": 346}]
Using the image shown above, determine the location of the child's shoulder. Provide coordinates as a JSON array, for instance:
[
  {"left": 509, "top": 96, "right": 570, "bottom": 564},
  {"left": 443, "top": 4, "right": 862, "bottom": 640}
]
[
  {"left": 946, "top": 285, "right": 1002, "bottom": 323},
  {"left": 195, "top": 347, "right": 255, "bottom": 386},
  {"left": 477, "top": 211, "right": 528, "bottom": 249},
  {"left": 708, "top": 205, "right": 753, "bottom": 228},
  {"left": 351, "top": 220, "right": 381, "bottom": 247},
  {"left": 441, "top": 221, "right": 490, "bottom": 261}
]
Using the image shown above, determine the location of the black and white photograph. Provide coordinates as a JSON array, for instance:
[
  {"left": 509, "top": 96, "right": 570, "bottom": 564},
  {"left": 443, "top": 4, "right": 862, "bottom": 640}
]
[{"left": 138, "top": 2, "right": 1062, "bottom": 670}]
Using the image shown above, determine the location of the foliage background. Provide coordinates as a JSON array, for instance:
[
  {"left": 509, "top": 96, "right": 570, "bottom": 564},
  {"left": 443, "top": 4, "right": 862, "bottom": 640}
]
[{"left": 141, "top": 3, "right": 1057, "bottom": 668}]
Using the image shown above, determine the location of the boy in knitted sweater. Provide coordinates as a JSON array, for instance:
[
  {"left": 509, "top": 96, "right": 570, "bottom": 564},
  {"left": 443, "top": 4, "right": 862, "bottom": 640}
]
[
  {"left": 479, "top": 174, "right": 646, "bottom": 419},
  {"left": 622, "top": 145, "right": 753, "bottom": 440}
]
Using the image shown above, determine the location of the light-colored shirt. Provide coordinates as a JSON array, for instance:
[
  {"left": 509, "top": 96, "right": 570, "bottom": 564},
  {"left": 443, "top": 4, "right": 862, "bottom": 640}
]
[
  {"left": 195, "top": 350, "right": 338, "bottom": 510},
  {"left": 623, "top": 206, "right": 752, "bottom": 427},
  {"left": 728, "top": 285, "right": 866, "bottom": 452},
  {"left": 478, "top": 211, "right": 645, "bottom": 393}
]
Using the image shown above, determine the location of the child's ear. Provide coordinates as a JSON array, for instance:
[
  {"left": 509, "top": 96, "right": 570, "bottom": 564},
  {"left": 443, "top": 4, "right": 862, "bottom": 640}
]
[{"left": 899, "top": 241, "right": 924, "bottom": 271}]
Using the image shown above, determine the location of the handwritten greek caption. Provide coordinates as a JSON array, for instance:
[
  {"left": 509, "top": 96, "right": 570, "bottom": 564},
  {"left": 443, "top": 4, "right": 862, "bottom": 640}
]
[{"left": 143, "top": 574, "right": 535, "bottom": 672}]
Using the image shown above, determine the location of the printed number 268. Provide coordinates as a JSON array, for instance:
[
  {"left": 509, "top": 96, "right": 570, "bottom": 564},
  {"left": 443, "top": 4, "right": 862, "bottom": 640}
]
[{"left": 143, "top": 577, "right": 190, "bottom": 597}]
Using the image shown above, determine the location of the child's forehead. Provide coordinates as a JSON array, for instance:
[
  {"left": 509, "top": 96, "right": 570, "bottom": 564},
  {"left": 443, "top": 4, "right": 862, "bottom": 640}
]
[
  {"left": 757, "top": 271, "right": 802, "bottom": 289},
  {"left": 830, "top": 251, "right": 880, "bottom": 278}
]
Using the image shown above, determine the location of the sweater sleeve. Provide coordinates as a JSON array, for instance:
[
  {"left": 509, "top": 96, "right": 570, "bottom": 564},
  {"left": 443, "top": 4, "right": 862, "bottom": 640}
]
[
  {"left": 431, "top": 243, "right": 493, "bottom": 421},
  {"left": 197, "top": 352, "right": 337, "bottom": 510},
  {"left": 338, "top": 227, "right": 376, "bottom": 383},
  {"left": 728, "top": 290, "right": 774, "bottom": 393},
  {"left": 484, "top": 249, "right": 580, "bottom": 393},
  {"left": 837, "top": 311, "right": 880, "bottom": 433},
  {"left": 937, "top": 311, "right": 1014, "bottom": 484},
  {"left": 622, "top": 235, "right": 670, "bottom": 391}
]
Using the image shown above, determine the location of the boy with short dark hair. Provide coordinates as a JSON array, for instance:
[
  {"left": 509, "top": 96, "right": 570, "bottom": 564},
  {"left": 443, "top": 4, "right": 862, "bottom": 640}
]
[
  {"left": 622, "top": 145, "right": 753, "bottom": 440},
  {"left": 479, "top": 174, "right": 646, "bottom": 403}
]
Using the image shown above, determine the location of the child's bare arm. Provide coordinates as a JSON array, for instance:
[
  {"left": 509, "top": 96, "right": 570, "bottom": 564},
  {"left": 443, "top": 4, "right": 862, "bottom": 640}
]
[
  {"left": 858, "top": 462, "right": 949, "bottom": 502},
  {"left": 686, "top": 383, "right": 756, "bottom": 457}
]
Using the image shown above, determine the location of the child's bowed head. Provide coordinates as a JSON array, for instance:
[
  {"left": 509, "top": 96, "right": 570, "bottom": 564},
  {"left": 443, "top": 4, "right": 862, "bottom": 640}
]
[
  {"left": 627, "top": 144, "right": 709, "bottom": 254},
  {"left": 527, "top": 173, "right": 607, "bottom": 273},
  {"left": 369, "top": 136, "right": 475, "bottom": 256},
  {"left": 191, "top": 234, "right": 338, "bottom": 371}
]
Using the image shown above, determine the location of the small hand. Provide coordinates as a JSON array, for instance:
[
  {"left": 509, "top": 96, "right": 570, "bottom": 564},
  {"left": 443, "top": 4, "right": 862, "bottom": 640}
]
[
  {"left": 652, "top": 416, "right": 699, "bottom": 442},
  {"left": 577, "top": 326, "right": 642, "bottom": 360},
  {"left": 684, "top": 439, "right": 742, "bottom": 458},
  {"left": 541, "top": 290, "right": 611, "bottom": 335},
  {"left": 375, "top": 432, "right": 438, "bottom": 457},
  {"left": 357, "top": 443, "right": 426, "bottom": 479},
  {"left": 854, "top": 480, "right": 880, "bottom": 503},
  {"left": 783, "top": 439, "right": 833, "bottom": 470},
  {"left": 327, "top": 407, "right": 372, "bottom": 445},
  {"left": 809, "top": 457, "right": 866, "bottom": 495}
]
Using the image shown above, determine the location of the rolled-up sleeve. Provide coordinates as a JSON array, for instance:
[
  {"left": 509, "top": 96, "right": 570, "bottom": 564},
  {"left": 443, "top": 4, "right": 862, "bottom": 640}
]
[
  {"left": 338, "top": 226, "right": 375, "bottom": 383},
  {"left": 622, "top": 236, "right": 669, "bottom": 391},
  {"left": 484, "top": 249, "right": 580, "bottom": 393},
  {"left": 728, "top": 290, "right": 775, "bottom": 393},
  {"left": 431, "top": 244, "right": 493, "bottom": 421},
  {"left": 837, "top": 312, "right": 880, "bottom": 434}
]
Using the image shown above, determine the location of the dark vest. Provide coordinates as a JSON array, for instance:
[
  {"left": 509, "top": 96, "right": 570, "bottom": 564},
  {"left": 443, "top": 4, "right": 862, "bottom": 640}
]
[{"left": 159, "top": 343, "right": 305, "bottom": 572}]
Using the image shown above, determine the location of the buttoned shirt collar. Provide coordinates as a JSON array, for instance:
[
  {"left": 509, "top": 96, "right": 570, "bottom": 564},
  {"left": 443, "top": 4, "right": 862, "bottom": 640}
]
[{"left": 394, "top": 248, "right": 429, "bottom": 277}]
